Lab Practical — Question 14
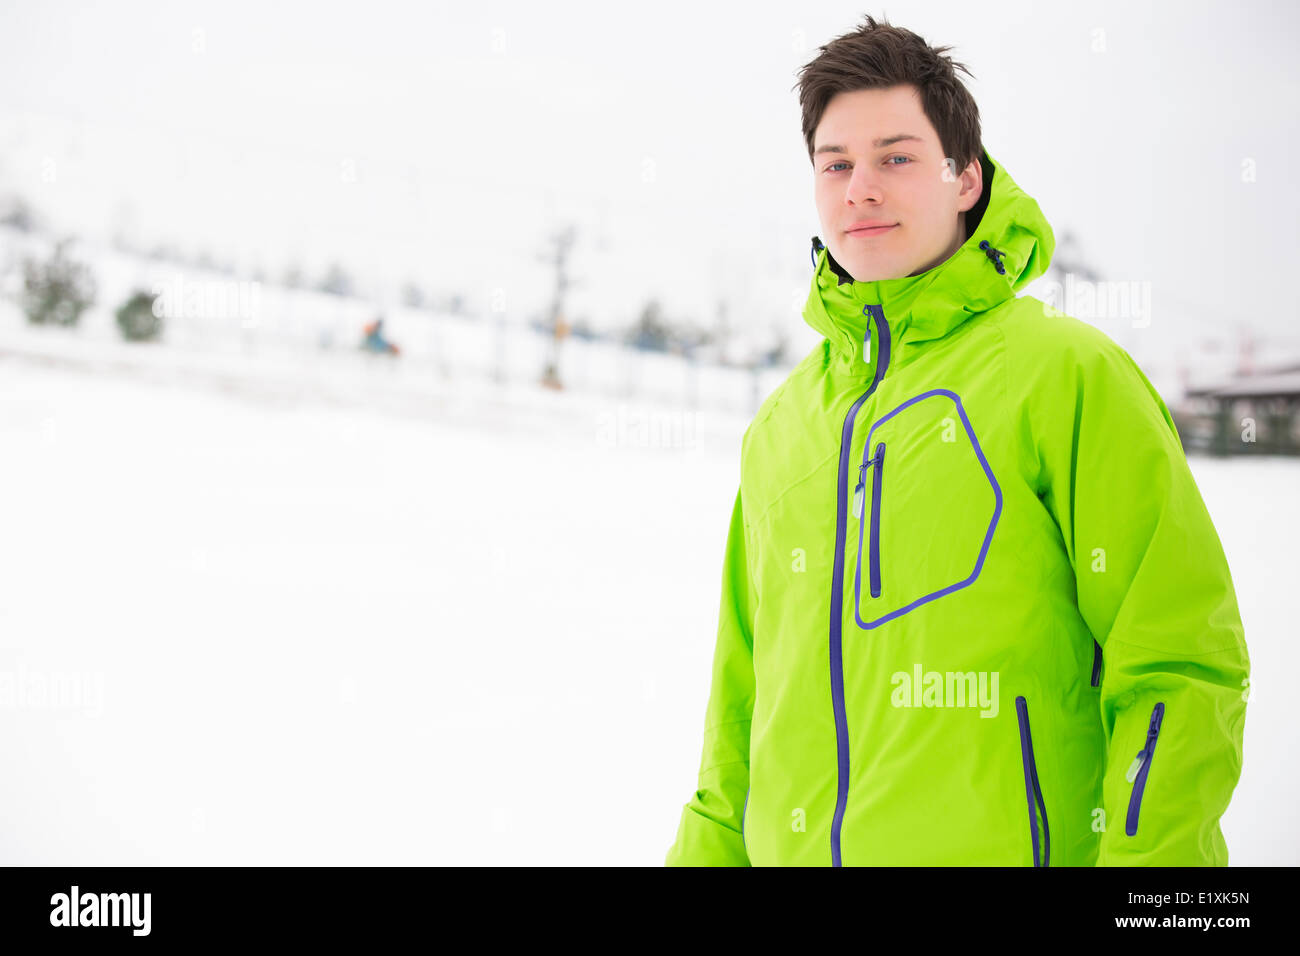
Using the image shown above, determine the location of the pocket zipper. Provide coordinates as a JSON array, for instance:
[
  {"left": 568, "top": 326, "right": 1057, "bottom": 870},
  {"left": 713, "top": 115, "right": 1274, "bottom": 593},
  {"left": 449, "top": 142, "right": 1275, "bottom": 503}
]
[
  {"left": 869, "top": 442, "right": 885, "bottom": 598},
  {"left": 1124, "top": 702, "right": 1165, "bottom": 836},
  {"left": 1015, "top": 695, "right": 1050, "bottom": 867},
  {"left": 852, "top": 441, "right": 886, "bottom": 597}
]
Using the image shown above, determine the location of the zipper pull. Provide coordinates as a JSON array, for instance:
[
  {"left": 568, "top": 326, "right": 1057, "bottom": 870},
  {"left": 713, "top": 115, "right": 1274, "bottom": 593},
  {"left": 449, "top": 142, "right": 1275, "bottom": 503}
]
[
  {"left": 852, "top": 460, "right": 867, "bottom": 518},
  {"left": 863, "top": 321, "right": 871, "bottom": 366},
  {"left": 1125, "top": 704, "right": 1165, "bottom": 783},
  {"left": 1125, "top": 748, "right": 1147, "bottom": 784}
]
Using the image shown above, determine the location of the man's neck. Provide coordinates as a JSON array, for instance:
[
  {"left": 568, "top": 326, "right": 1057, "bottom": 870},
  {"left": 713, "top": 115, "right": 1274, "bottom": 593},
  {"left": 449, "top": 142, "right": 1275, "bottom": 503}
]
[{"left": 908, "top": 215, "right": 967, "bottom": 277}]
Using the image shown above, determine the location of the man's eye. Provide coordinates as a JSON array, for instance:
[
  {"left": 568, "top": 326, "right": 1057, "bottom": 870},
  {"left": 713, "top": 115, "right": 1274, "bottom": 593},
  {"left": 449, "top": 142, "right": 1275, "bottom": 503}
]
[
  {"left": 826, "top": 162, "right": 849, "bottom": 173},
  {"left": 885, "top": 155, "right": 912, "bottom": 166}
]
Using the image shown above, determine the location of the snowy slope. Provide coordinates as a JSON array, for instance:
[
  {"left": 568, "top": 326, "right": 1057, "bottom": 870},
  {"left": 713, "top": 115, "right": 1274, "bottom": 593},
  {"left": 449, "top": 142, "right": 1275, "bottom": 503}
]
[{"left": 0, "top": 245, "right": 1295, "bottom": 864}]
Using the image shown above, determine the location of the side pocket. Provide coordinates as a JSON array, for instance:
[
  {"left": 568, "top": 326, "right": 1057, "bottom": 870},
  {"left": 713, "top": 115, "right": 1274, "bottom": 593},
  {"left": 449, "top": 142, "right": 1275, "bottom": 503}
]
[
  {"left": 1015, "top": 695, "right": 1051, "bottom": 867},
  {"left": 1125, "top": 702, "right": 1165, "bottom": 837}
]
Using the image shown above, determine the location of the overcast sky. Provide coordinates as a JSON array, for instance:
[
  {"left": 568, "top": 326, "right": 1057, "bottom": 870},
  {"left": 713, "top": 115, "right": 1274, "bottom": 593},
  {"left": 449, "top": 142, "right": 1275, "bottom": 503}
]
[{"left": 0, "top": 0, "right": 1296, "bottom": 361}]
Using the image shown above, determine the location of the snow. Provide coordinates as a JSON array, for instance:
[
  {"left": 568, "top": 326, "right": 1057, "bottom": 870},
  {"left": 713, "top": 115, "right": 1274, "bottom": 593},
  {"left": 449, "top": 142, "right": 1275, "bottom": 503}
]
[{"left": 0, "top": 304, "right": 1294, "bottom": 866}]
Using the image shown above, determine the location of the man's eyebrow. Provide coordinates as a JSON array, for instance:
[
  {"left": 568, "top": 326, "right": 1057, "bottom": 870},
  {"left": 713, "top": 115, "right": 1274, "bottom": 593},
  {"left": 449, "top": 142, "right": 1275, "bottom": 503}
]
[{"left": 813, "top": 134, "right": 924, "bottom": 156}]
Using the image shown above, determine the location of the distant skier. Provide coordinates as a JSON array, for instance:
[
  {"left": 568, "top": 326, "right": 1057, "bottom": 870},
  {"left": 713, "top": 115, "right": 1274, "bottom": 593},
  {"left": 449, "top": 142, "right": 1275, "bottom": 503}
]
[{"left": 360, "top": 315, "right": 400, "bottom": 356}]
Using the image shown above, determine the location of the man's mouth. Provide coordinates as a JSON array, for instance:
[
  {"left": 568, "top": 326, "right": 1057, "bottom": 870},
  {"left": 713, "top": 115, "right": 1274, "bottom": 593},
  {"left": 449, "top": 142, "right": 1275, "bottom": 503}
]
[{"left": 845, "top": 222, "right": 898, "bottom": 238}]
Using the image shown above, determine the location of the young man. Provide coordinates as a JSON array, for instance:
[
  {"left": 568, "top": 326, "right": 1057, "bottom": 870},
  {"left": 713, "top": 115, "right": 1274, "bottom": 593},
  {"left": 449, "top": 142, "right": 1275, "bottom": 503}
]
[{"left": 665, "top": 15, "right": 1249, "bottom": 866}]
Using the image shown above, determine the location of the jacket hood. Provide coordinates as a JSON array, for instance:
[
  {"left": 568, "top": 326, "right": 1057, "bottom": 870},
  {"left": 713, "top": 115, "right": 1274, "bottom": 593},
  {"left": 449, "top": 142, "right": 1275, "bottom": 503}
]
[{"left": 802, "top": 148, "right": 1055, "bottom": 374}]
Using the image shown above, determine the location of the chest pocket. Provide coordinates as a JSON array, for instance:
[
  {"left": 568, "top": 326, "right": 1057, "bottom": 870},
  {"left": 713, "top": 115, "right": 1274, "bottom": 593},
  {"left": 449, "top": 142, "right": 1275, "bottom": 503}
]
[{"left": 852, "top": 388, "right": 1002, "bottom": 630}]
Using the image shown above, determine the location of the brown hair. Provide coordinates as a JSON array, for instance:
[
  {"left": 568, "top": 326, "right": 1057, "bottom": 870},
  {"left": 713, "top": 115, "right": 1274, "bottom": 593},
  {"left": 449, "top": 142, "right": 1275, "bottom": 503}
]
[{"left": 794, "top": 13, "right": 982, "bottom": 174}]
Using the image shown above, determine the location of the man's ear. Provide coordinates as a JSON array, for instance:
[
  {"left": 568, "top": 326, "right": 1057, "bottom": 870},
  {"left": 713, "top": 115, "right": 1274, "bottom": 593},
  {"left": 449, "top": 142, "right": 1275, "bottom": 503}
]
[{"left": 956, "top": 158, "right": 983, "bottom": 213}]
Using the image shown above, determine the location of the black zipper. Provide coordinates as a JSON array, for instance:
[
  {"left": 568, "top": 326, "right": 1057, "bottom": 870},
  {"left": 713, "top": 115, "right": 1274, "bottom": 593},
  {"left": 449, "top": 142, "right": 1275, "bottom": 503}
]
[
  {"left": 1014, "top": 695, "right": 1050, "bottom": 867},
  {"left": 829, "top": 303, "right": 891, "bottom": 867},
  {"left": 868, "top": 442, "right": 885, "bottom": 598},
  {"left": 1125, "top": 702, "right": 1165, "bottom": 836}
]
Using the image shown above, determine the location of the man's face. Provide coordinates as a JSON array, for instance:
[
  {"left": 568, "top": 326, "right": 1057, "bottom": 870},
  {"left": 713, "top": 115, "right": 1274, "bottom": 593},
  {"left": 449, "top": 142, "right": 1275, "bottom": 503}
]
[{"left": 812, "top": 85, "right": 983, "bottom": 282}]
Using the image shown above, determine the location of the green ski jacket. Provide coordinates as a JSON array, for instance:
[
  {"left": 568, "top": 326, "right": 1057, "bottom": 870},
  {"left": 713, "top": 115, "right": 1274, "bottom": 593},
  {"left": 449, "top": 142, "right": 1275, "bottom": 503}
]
[{"left": 666, "top": 148, "right": 1250, "bottom": 866}]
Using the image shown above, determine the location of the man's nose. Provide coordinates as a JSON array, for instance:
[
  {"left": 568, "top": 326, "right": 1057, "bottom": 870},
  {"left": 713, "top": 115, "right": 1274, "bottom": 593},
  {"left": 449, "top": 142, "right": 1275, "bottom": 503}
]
[{"left": 846, "top": 166, "right": 884, "bottom": 204}]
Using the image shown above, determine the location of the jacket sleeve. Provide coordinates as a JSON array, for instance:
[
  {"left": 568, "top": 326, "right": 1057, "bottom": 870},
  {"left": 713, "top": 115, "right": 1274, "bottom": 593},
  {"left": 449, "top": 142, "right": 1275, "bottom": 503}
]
[
  {"left": 665, "top": 483, "right": 757, "bottom": 866},
  {"left": 1032, "top": 329, "right": 1250, "bottom": 866}
]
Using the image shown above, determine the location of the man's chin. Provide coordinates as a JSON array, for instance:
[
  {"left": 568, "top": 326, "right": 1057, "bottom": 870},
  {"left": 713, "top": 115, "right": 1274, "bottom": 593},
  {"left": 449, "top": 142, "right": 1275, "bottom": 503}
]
[{"left": 840, "top": 259, "right": 908, "bottom": 283}]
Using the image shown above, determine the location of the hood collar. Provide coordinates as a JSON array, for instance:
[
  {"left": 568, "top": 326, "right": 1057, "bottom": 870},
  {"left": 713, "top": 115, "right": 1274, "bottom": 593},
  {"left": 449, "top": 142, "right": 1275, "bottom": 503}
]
[{"left": 802, "top": 148, "right": 1055, "bottom": 376}]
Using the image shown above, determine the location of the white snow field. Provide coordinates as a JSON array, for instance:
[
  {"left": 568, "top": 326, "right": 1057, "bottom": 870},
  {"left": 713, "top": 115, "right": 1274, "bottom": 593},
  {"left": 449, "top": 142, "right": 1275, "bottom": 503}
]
[{"left": 1, "top": 312, "right": 1295, "bottom": 866}]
